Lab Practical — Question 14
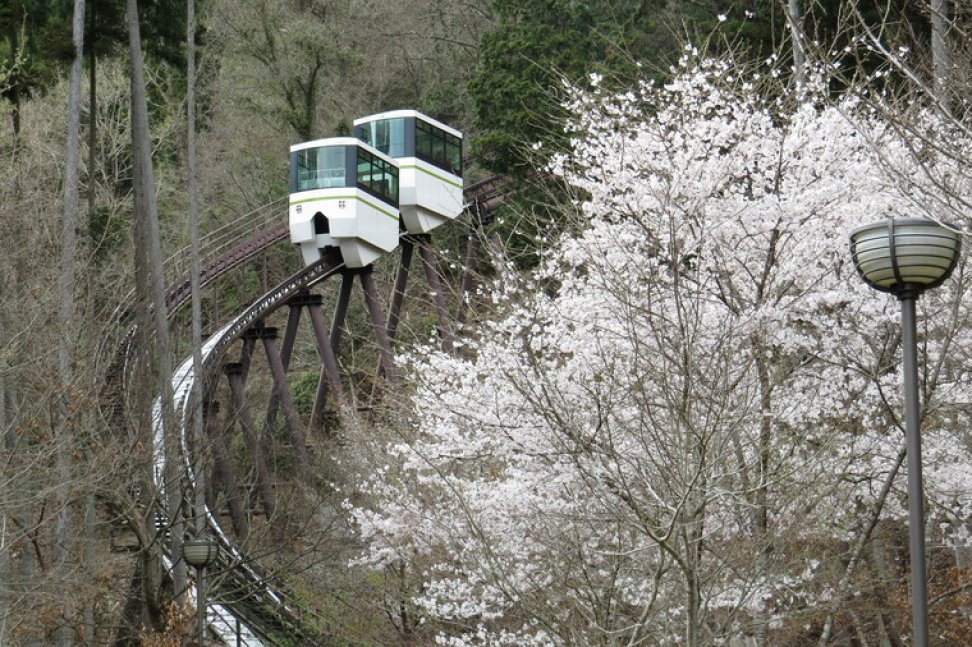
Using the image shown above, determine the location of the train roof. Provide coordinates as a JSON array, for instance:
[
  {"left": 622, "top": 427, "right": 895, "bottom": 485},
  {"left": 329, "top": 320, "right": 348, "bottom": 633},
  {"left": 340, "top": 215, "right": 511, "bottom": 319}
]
[
  {"left": 289, "top": 137, "right": 396, "bottom": 163},
  {"left": 353, "top": 110, "right": 462, "bottom": 139}
]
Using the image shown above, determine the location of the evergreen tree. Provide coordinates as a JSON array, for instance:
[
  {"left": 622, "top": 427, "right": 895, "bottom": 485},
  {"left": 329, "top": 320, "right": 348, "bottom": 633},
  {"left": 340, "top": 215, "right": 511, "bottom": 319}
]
[
  {"left": 1, "top": 0, "right": 65, "bottom": 140},
  {"left": 469, "top": 0, "right": 654, "bottom": 176},
  {"left": 468, "top": 0, "right": 944, "bottom": 178}
]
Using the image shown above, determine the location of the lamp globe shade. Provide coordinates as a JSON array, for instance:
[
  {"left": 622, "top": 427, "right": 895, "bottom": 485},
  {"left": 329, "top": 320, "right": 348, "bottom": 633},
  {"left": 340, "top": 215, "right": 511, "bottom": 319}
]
[
  {"left": 850, "top": 218, "right": 962, "bottom": 295},
  {"left": 183, "top": 539, "right": 218, "bottom": 568}
]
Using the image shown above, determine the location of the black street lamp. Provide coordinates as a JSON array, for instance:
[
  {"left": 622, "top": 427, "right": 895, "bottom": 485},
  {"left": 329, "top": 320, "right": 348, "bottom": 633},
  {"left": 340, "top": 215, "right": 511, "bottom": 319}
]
[
  {"left": 849, "top": 217, "right": 962, "bottom": 647},
  {"left": 183, "top": 538, "right": 219, "bottom": 646}
]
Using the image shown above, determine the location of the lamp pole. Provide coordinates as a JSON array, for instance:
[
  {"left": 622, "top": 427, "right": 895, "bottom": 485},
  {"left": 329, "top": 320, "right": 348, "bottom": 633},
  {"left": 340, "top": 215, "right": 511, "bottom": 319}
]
[
  {"left": 184, "top": 538, "right": 218, "bottom": 646},
  {"left": 197, "top": 561, "right": 206, "bottom": 646},
  {"left": 849, "top": 217, "right": 962, "bottom": 647},
  {"left": 900, "top": 288, "right": 929, "bottom": 647}
]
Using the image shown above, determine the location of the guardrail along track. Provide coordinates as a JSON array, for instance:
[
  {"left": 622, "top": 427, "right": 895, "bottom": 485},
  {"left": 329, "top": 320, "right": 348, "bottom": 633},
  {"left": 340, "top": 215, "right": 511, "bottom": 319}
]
[
  {"left": 170, "top": 257, "right": 344, "bottom": 645},
  {"left": 106, "top": 178, "right": 511, "bottom": 644}
]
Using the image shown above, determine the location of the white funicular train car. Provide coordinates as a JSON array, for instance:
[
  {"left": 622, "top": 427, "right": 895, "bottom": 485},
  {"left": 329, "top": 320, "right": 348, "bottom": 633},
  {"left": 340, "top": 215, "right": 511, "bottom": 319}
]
[
  {"left": 289, "top": 137, "right": 400, "bottom": 268},
  {"left": 353, "top": 110, "right": 462, "bottom": 235}
]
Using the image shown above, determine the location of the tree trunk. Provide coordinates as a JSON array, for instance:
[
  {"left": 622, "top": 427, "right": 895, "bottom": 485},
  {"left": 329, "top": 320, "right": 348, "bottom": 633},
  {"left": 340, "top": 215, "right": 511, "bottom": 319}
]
[
  {"left": 8, "top": 24, "right": 21, "bottom": 148},
  {"left": 930, "top": 0, "right": 949, "bottom": 102},
  {"left": 87, "top": 2, "right": 97, "bottom": 223},
  {"left": 754, "top": 344, "right": 773, "bottom": 646},
  {"left": 0, "top": 315, "right": 8, "bottom": 644},
  {"left": 82, "top": 492, "right": 95, "bottom": 645},
  {"left": 54, "top": 1, "right": 86, "bottom": 643},
  {"left": 785, "top": 0, "right": 805, "bottom": 86},
  {"left": 126, "top": 0, "right": 187, "bottom": 610},
  {"left": 683, "top": 529, "right": 702, "bottom": 647},
  {"left": 187, "top": 0, "right": 206, "bottom": 538}
]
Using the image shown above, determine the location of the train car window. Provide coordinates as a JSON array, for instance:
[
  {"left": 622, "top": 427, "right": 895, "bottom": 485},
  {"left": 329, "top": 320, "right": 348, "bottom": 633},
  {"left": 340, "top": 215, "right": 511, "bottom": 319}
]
[
  {"left": 356, "top": 147, "right": 399, "bottom": 205},
  {"left": 294, "top": 146, "right": 346, "bottom": 191},
  {"left": 415, "top": 119, "right": 462, "bottom": 176},
  {"left": 359, "top": 118, "right": 406, "bottom": 158},
  {"left": 446, "top": 135, "right": 462, "bottom": 176},
  {"left": 415, "top": 122, "right": 432, "bottom": 163}
]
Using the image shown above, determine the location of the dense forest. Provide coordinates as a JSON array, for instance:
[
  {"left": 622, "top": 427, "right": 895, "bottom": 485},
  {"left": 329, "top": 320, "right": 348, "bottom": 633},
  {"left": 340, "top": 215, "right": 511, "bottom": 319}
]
[{"left": 2, "top": 0, "right": 972, "bottom": 645}]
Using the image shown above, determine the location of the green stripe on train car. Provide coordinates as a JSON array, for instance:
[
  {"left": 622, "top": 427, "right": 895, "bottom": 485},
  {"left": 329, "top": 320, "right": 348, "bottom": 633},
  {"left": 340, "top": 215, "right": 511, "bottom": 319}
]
[
  {"left": 399, "top": 164, "right": 462, "bottom": 188},
  {"left": 289, "top": 194, "right": 399, "bottom": 221}
]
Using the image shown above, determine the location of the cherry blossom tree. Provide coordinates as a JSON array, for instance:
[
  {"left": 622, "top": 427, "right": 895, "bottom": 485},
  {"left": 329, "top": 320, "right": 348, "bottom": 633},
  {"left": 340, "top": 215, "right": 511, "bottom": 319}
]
[{"left": 349, "top": 56, "right": 972, "bottom": 646}]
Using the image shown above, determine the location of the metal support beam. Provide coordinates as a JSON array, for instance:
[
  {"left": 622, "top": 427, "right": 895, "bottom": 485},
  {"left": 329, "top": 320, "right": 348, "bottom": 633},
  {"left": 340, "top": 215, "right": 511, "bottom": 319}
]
[
  {"left": 237, "top": 331, "right": 257, "bottom": 381},
  {"left": 263, "top": 296, "right": 304, "bottom": 430},
  {"left": 386, "top": 239, "right": 414, "bottom": 343},
  {"left": 223, "top": 362, "right": 275, "bottom": 521},
  {"left": 280, "top": 294, "right": 307, "bottom": 365},
  {"left": 304, "top": 295, "right": 348, "bottom": 429},
  {"left": 359, "top": 268, "right": 397, "bottom": 382},
  {"left": 417, "top": 236, "right": 455, "bottom": 353},
  {"left": 205, "top": 400, "right": 248, "bottom": 538},
  {"left": 331, "top": 271, "right": 354, "bottom": 352},
  {"left": 256, "top": 326, "right": 311, "bottom": 475}
]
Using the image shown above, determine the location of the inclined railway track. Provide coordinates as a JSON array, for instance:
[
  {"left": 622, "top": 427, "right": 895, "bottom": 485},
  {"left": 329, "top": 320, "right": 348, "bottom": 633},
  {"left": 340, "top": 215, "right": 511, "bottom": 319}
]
[{"left": 102, "top": 177, "right": 507, "bottom": 644}]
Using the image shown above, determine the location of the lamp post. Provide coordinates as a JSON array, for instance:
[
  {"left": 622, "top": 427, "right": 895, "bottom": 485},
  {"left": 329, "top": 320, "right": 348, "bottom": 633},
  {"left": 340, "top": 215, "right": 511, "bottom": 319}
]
[
  {"left": 183, "top": 537, "right": 218, "bottom": 646},
  {"left": 849, "top": 217, "right": 962, "bottom": 647}
]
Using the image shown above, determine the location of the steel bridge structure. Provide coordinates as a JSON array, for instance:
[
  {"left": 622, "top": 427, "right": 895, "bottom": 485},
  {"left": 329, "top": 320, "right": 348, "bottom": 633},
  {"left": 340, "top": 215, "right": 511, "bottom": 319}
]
[{"left": 100, "top": 176, "right": 509, "bottom": 645}]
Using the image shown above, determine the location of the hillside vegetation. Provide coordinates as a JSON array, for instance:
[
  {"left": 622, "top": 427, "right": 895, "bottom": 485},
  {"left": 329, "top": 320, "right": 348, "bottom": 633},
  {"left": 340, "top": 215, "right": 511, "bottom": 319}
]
[{"left": 2, "top": 1, "right": 971, "bottom": 645}]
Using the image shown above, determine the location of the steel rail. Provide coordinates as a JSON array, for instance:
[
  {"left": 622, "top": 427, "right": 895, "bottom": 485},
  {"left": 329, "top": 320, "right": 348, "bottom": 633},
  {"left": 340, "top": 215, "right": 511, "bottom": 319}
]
[
  {"left": 96, "top": 199, "right": 288, "bottom": 404},
  {"left": 162, "top": 257, "right": 344, "bottom": 645},
  {"left": 106, "top": 176, "right": 510, "bottom": 644}
]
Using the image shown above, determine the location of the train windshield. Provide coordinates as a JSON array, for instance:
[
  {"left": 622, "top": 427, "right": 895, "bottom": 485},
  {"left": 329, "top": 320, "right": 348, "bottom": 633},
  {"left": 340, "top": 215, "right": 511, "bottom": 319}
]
[
  {"left": 293, "top": 146, "right": 346, "bottom": 192},
  {"left": 358, "top": 118, "right": 406, "bottom": 158}
]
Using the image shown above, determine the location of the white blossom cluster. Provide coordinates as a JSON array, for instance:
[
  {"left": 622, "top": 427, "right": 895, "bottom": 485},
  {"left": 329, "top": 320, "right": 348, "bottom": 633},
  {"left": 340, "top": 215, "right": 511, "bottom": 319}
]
[{"left": 347, "top": 58, "right": 972, "bottom": 645}]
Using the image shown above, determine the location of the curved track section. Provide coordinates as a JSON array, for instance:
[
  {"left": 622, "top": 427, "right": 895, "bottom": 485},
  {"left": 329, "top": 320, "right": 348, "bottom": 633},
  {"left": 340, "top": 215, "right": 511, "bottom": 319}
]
[
  {"left": 99, "top": 200, "right": 289, "bottom": 429},
  {"left": 107, "top": 176, "right": 509, "bottom": 644},
  {"left": 164, "top": 257, "right": 344, "bottom": 645}
]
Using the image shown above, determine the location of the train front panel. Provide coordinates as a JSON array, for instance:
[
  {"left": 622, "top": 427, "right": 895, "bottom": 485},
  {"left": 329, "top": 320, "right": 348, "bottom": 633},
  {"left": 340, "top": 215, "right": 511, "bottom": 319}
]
[{"left": 289, "top": 138, "right": 400, "bottom": 268}]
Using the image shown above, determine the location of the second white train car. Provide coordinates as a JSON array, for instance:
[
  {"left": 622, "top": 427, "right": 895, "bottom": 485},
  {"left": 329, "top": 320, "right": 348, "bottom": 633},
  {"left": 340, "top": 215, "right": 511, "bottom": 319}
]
[
  {"left": 353, "top": 110, "right": 462, "bottom": 235},
  {"left": 289, "top": 137, "right": 400, "bottom": 268}
]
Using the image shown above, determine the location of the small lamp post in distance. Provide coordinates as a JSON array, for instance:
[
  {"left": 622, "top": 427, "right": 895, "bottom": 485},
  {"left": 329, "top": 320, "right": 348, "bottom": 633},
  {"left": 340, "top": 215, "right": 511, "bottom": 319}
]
[
  {"left": 849, "top": 216, "right": 962, "bottom": 647},
  {"left": 183, "top": 536, "right": 219, "bottom": 646}
]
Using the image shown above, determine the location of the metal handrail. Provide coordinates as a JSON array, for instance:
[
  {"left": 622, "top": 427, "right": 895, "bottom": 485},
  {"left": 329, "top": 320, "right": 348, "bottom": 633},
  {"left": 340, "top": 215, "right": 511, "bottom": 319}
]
[
  {"left": 169, "top": 257, "right": 346, "bottom": 644},
  {"left": 96, "top": 200, "right": 288, "bottom": 371},
  {"left": 106, "top": 178, "right": 511, "bottom": 644}
]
